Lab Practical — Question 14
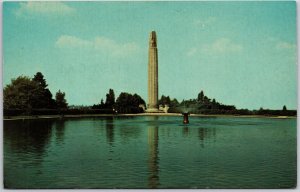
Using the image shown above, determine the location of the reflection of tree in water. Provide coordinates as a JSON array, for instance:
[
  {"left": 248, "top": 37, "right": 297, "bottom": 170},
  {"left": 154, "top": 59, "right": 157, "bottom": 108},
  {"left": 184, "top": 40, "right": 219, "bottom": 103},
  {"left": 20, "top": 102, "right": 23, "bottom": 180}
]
[
  {"left": 55, "top": 119, "right": 66, "bottom": 144},
  {"left": 119, "top": 116, "right": 142, "bottom": 140},
  {"left": 105, "top": 117, "right": 114, "bottom": 147},
  {"left": 147, "top": 116, "right": 159, "bottom": 188},
  {"left": 4, "top": 119, "right": 54, "bottom": 160},
  {"left": 198, "top": 127, "right": 216, "bottom": 148}
]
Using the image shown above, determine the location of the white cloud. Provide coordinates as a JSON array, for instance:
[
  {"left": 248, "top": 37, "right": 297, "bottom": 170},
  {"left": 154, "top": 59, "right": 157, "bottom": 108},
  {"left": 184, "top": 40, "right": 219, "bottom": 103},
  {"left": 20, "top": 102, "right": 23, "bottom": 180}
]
[
  {"left": 205, "top": 38, "right": 243, "bottom": 53},
  {"left": 55, "top": 35, "right": 139, "bottom": 57},
  {"left": 56, "top": 35, "right": 91, "bottom": 48},
  {"left": 267, "top": 37, "right": 296, "bottom": 51},
  {"left": 93, "top": 37, "right": 139, "bottom": 56},
  {"left": 187, "top": 48, "right": 197, "bottom": 56},
  {"left": 194, "top": 17, "right": 217, "bottom": 28},
  {"left": 15, "top": 2, "right": 75, "bottom": 17},
  {"left": 187, "top": 38, "right": 243, "bottom": 56},
  {"left": 276, "top": 41, "right": 296, "bottom": 50}
]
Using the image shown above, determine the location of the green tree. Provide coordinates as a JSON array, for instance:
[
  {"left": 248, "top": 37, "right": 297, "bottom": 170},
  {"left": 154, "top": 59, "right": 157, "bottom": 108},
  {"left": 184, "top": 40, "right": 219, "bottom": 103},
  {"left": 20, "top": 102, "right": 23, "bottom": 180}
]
[
  {"left": 203, "top": 96, "right": 210, "bottom": 104},
  {"left": 115, "top": 92, "right": 145, "bottom": 113},
  {"left": 133, "top": 93, "right": 146, "bottom": 106},
  {"left": 33, "top": 72, "right": 47, "bottom": 88},
  {"left": 105, "top": 89, "right": 115, "bottom": 108},
  {"left": 170, "top": 98, "right": 179, "bottom": 107},
  {"left": 55, "top": 90, "right": 68, "bottom": 109},
  {"left": 92, "top": 99, "right": 105, "bottom": 109},
  {"left": 212, "top": 99, "right": 216, "bottom": 104},
  {"left": 281, "top": 105, "right": 287, "bottom": 116},
  {"left": 211, "top": 98, "right": 218, "bottom": 110},
  {"left": 197, "top": 90, "right": 204, "bottom": 103},
  {"left": 32, "top": 72, "right": 56, "bottom": 109},
  {"left": 115, "top": 92, "right": 130, "bottom": 113},
  {"left": 158, "top": 95, "right": 171, "bottom": 106},
  {"left": 282, "top": 105, "right": 287, "bottom": 111},
  {"left": 4, "top": 76, "right": 38, "bottom": 110}
]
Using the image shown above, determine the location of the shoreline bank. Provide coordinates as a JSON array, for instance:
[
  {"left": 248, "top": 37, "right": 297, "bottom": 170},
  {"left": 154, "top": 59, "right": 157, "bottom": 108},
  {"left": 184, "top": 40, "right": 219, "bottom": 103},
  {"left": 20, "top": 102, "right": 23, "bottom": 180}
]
[{"left": 3, "top": 113, "right": 296, "bottom": 120}]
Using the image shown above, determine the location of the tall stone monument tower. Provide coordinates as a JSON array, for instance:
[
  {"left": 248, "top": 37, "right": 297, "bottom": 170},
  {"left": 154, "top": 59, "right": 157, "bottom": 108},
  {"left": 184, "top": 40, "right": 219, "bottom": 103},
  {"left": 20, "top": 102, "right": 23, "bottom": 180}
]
[{"left": 147, "top": 31, "right": 159, "bottom": 112}]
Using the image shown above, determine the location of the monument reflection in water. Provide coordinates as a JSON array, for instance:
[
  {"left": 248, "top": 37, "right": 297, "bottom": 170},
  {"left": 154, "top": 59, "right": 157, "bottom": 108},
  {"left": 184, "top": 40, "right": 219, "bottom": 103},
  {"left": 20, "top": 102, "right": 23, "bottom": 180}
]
[
  {"left": 147, "top": 116, "right": 159, "bottom": 188},
  {"left": 102, "top": 116, "right": 160, "bottom": 188}
]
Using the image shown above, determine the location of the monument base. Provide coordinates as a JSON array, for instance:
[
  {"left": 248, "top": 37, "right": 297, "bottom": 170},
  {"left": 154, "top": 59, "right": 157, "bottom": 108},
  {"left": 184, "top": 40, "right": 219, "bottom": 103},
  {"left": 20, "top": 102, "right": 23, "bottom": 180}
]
[{"left": 145, "top": 108, "right": 163, "bottom": 113}]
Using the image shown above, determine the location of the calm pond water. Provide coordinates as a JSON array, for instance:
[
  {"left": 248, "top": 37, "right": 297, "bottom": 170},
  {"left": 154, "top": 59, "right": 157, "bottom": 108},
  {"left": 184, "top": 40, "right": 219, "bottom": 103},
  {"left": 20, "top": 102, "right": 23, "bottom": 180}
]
[{"left": 4, "top": 116, "right": 296, "bottom": 189}]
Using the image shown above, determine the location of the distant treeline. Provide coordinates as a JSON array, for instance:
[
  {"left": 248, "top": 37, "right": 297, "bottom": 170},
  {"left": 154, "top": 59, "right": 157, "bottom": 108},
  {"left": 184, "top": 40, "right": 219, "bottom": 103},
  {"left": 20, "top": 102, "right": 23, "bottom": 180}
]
[
  {"left": 158, "top": 91, "right": 296, "bottom": 116},
  {"left": 91, "top": 89, "right": 145, "bottom": 114},
  {"left": 4, "top": 108, "right": 115, "bottom": 116},
  {"left": 4, "top": 107, "right": 296, "bottom": 117},
  {"left": 3, "top": 73, "right": 296, "bottom": 117}
]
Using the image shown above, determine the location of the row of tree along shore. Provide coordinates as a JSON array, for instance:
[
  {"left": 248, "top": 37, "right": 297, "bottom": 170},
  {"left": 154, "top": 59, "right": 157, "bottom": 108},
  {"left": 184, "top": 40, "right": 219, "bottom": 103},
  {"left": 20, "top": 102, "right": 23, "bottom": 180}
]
[
  {"left": 158, "top": 92, "right": 296, "bottom": 116},
  {"left": 4, "top": 72, "right": 296, "bottom": 117}
]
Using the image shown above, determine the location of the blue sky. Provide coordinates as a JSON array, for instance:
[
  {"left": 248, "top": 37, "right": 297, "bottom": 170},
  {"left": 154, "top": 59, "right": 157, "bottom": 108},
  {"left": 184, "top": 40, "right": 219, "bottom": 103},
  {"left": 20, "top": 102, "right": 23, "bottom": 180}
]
[{"left": 3, "top": 1, "right": 297, "bottom": 110}]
